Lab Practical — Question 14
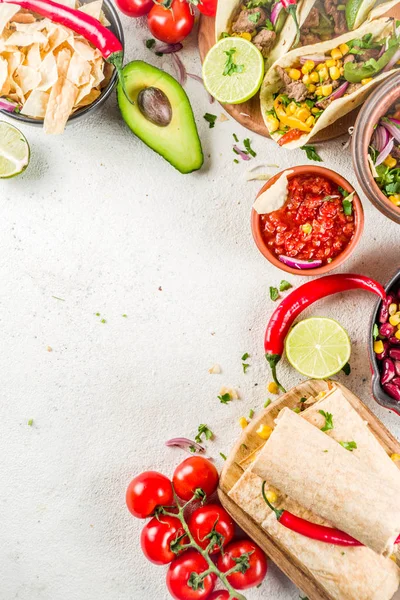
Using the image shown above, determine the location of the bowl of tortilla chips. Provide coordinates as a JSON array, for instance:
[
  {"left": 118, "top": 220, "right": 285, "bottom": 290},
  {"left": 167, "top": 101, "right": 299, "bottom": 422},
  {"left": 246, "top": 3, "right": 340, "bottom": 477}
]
[{"left": 0, "top": 0, "right": 123, "bottom": 134}]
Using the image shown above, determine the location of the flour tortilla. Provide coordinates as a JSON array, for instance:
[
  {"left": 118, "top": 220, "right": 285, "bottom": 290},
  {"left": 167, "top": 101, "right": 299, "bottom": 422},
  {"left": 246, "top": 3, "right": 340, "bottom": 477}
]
[
  {"left": 261, "top": 17, "right": 398, "bottom": 148},
  {"left": 252, "top": 407, "right": 400, "bottom": 555}
]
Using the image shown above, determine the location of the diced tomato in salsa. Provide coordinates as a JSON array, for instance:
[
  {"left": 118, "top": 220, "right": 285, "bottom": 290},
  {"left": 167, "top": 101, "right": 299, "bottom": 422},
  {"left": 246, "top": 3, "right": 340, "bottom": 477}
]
[{"left": 260, "top": 175, "right": 355, "bottom": 264}]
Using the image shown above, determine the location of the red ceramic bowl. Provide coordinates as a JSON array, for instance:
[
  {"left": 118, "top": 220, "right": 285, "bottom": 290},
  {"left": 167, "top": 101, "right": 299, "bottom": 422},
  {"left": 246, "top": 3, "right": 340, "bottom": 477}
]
[{"left": 251, "top": 165, "right": 364, "bottom": 276}]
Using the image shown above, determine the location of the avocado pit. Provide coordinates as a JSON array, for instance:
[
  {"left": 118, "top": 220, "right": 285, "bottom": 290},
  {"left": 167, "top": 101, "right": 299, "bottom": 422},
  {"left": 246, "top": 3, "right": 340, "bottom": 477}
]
[{"left": 137, "top": 87, "right": 172, "bottom": 127}]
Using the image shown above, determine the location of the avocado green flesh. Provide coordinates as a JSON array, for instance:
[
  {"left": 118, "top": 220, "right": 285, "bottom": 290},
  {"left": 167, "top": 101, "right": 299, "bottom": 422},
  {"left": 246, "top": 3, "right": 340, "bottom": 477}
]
[{"left": 117, "top": 61, "right": 204, "bottom": 174}]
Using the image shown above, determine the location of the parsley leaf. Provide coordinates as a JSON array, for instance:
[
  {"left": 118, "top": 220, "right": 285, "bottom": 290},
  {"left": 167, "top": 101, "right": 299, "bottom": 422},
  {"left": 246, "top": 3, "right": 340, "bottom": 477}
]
[
  {"left": 301, "top": 145, "right": 322, "bottom": 162},
  {"left": 342, "top": 192, "right": 354, "bottom": 216},
  {"left": 342, "top": 362, "right": 351, "bottom": 376},
  {"left": 244, "top": 138, "right": 256, "bottom": 157},
  {"left": 28, "top": 418, "right": 33, "bottom": 426},
  {"left": 242, "top": 363, "right": 250, "bottom": 373},
  {"left": 146, "top": 38, "right": 156, "bottom": 49},
  {"left": 264, "top": 18, "right": 274, "bottom": 30},
  {"left": 373, "top": 323, "right": 379, "bottom": 340},
  {"left": 264, "top": 399, "right": 271, "bottom": 408},
  {"left": 218, "top": 392, "right": 232, "bottom": 404},
  {"left": 223, "top": 48, "right": 244, "bottom": 77},
  {"left": 233, "top": 133, "right": 239, "bottom": 142},
  {"left": 319, "top": 410, "right": 334, "bottom": 432},
  {"left": 338, "top": 186, "right": 349, "bottom": 197},
  {"left": 220, "top": 452, "right": 227, "bottom": 460},
  {"left": 242, "top": 352, "right": 250, "bottom": 361},
  {"left": 195, "top": 424, "right": 214, "bottom": 443},
  {"left": 270, "top": 286, "right": 279, "bottom": 301},
  {"left": 249, "top": 408, "right": 255, "bottom": 419},
  {"left": 204, "top": 113, "right": 217, "bottom": 128},
  {"left": 248, "top": 10, "right": 261, "bottom": 23},
  {"left": 339, "top": 440, "right": 357, "bottom": 451},
  {"left": 279, "top": 280, "right": 292, "bottom": 292},
  {"left": 246, "top": 0, "right": 269, "bottom": 7}
]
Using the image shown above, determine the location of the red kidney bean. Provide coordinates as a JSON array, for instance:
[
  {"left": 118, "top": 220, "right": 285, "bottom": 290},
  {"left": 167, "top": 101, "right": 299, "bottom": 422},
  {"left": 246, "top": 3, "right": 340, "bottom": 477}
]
[
  {"left": 380, "top": 323, "right": 395, "bottom": 338},
  {"left": 395, "top": 361, "right": 400, "bottom": 377},
  {"left": 389, "top": 348, "right": 400, "bottom": 361},
  {"left": 389, "top": 336, "right": 400, "bottom": 346},
  {"left": 383, "top": 382, "right": 400, "bottom": 401},
  {"left": 380, "top": 295, "right": 394, "bottom": 323},
  {"left": 381, "top": 358, "right": 396, "bottom": 385},
  {"left": 392, "top": 377, "right": 400, "bottom": 386},
  {"left": 377, "top": 341, "right": 389, "bottom": 360}
]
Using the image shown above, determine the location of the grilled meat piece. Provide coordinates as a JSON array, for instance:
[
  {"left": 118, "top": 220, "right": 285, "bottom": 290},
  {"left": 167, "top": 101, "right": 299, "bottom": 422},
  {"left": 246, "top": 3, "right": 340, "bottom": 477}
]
[
  {"left": 346, "top": 82, "right": 362, "bottom": 94},
  {"left": 344, "top": 54, "right": 355, "bottom": 63},
  {"left": 324, "top": 0, "right": 347, "bottom": 35},
  {"left": 253, "top": 29, "right": 277, "bottom": 57},
  {"left": 232, "top": 7, "right": 267, "bottom": 33},
  {"left": 303, "top": 7, "right": 320, "bottom": 29},
  {"left": 277, "top": 66, "right": 309, "bottom": 102}
]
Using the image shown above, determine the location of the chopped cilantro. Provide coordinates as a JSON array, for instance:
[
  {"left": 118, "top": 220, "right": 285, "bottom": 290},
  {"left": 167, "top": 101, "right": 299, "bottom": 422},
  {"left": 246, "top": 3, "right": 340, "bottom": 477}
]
[
  {"left": 122, "top": 314, "right": 128, "bottom": 318},
  {"left": 249, "top": 408, "right": 255, "bottom": 419},
  {"left": 52, "top": 296, "right": 65, "bottom": 301},
  {"left": 218, "top": 392, "right": 232, "bottom": 404},
  {"left": 189, "top": 445, "right": 197, "bottom": 453},
  {"left": 28, "top": 419, "right": 33, "bottom": 426},
  {"left": 95, "top": 312, "right": 100, "bottom": 316},
  {"left": 342, "top": 197, "right": 353, "bottom": 216},
  {"left": 248, "top": 10, "right": 261, "bottom": 23},
  {"left": 100, "top": 318, "right": 106, "bottom": 324},
  {"left": 242, "top": 352, "right": 250, "bottom": 361},
  {"left": 233, "top": 133, "right": 239, "bottom": 142},
  {"left": 292, "top": 407, "right": 301, "bottom": 413},
  {"left": 246, "top": 0, "right": 269, "bottom": 7},
  {"left": 373, "top": 323, "right": 379, "bottom": 340},
  {"left": 244, "top": 138, "right": 256, "bottom": 157},
  {"left": 223, "top": 48, "right": 244, "bottom": 76},
  {"left": 242, "top": 363, "right": 250, "bottom": 373},
  {"left": 195, "top": 424, "right": 214, "bottom": 443},
  {"left": 264, "top": 399, "right": 271, "bottom": 408},
  {"left": 146, "top": 38, "right": 156, "bottom": 49},
  {"left": 342, "top": 362, "right": 351, "bottom": 376},
  {"left": 301, "top": 145, "right": 322, "bottom": 162},
  {"left": 300, "top": 397, "right": 307, "bottom": 403},
  {"left": 319, "top": 410, "right": 334, "bottom": 432},
  {"left": 323, "top": 450, "right": 328, "bottom": 453},
  {"left": 340, "top": 440, "right": 357, "bottom": 451},
  {"left": 279, "top": 94, "right": 291, "bottom": 107},
  {"left": 204, "top": 113, "right": 217, "bottom": 128},
  {"left": 233, "top": 159, "right": 239, "bottom": 164},
  {"left": 264, "top": 18, "right": 274, "bottom": 30},
  {"left": 279, "top": 280, "right": 292, "bottom": 292},
  {"left": 220, "top": 452, "right": 227, "bottom": 460},
  {"left": 241, "top": 443, "right": 248, "bottom": 450},
  {"left": 269, "top": 286, "right": 279, "bottom": 301},
  {"left": 338, "top": 186, "right": 349, "bottom": 197}
]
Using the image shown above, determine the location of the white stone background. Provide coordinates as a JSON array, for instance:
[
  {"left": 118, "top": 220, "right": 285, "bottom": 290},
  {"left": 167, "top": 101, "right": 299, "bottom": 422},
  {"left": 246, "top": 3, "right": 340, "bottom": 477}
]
[{"left": 2, "top": 9, "right": 400, "bottom": 600}]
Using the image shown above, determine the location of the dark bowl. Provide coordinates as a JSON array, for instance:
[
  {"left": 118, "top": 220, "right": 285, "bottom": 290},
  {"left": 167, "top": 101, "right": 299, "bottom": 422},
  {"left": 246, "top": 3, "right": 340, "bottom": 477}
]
[
  {"left": 351, "top": 72, "right": 400, "bottom": 225},
  {"left": 0, "top": 0, "right": 124, "bottom": 126},
  {"left": 369, "top": 268, "right": 400, "bottom": 415}
]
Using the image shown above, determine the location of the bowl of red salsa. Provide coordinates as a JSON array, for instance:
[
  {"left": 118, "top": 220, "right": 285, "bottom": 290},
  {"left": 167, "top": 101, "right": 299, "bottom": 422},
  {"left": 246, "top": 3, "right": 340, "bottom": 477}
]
[{"left": 251, "top": 166, "right": 364, "bottom": 276}]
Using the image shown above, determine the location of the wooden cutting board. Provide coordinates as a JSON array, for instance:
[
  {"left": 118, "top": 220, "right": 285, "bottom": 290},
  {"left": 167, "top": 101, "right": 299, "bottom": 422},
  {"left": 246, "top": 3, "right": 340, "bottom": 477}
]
[
  {"left": 218, "top": 379, "right": 400, "bottom": 600},
  {"left": 198, "top": 8, "right": 400, "bottom": 142}
]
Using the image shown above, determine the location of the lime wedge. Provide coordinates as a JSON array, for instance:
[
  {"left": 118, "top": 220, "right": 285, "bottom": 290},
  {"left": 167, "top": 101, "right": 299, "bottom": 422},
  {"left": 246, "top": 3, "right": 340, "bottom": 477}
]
[
  {"left": 202, "top": 37, "right": 264, "bottom": 104},
  {"left": 285, "top": 317, "right": 351, "bottom": 379},
  {"left": 0, "top": 121, "right": 30, "bottom": 179}
]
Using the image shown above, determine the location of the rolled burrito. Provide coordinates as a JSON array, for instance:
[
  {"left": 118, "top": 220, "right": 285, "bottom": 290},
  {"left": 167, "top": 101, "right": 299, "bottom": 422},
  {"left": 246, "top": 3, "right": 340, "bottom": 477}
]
[{"left": 252, "top": 407, "right": 400, "bottom": 555}]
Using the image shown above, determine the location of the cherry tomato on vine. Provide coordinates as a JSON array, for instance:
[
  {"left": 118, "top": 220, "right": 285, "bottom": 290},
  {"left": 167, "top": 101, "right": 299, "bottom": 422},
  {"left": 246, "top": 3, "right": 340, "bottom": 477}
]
[
  {"left": 217, "top": 540, "right": 268, "bottom": 590},
  {"left": 147, "top": 0, "right": 195, "bottom": 44},
  {"left": 115, "top": 0, "right": 153, "bottom": 17},
  {"left": 188, "top": 504, "right": 234, "bottom": 554},
  {"left": 141, "top": 515, "right": 187, "bottom": 565},
  {"left": 126, "top": 471, "right": 173, "bottom": 518},
  {"left": 208, "top": 592, "right": 235, "bottom": 600},
  {"left": 167, "top": 549, "right": 217, "bottom": 600},
  {"left": 189, "top": 0, "right": 217, "bottom": 16},
  {"left": 173, "top": 457, "right": 219, "bottom": 501}
]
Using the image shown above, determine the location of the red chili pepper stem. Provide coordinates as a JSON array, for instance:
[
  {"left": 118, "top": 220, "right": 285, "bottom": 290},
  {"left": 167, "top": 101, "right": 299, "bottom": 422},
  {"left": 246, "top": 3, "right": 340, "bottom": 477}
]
[
  {"left": 262, "top": 481, "right": 284, "bottom": 519},
  {"left": 265, "top": 353, "right": 286, "bottom": 394}
]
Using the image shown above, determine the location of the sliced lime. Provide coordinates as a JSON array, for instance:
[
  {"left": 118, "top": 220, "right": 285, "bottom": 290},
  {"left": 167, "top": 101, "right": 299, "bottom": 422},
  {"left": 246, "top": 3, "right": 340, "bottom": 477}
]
[
  {"left": 285, "top": 317, "right": 351, "bottom": 379},
  {"left": 0, "top": 121, "right": 30, "bottom": 179},
  {"left": 202, "top": 37, "right": 264, "bottom": 105}
]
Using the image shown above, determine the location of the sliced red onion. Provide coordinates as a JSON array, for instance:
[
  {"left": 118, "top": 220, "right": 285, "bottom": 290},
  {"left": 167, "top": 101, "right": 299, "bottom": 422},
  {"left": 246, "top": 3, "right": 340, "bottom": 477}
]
[
  {"left": 300, "top": 55, "right": 326, "bottom": 65},
  {"left": 165, "top": 437, "right": 206, "bottom": 454},
  {"left": 172, "top": 53, "right": 187, "bottom": 86},
  {"left": 0, "top": 97, "right": 20, "bottom": 112},
  {"left": 156, "top": 42, "right": 183, "bottom": 54},
  {"left": 187, "top": 73, "right": 214, "bottom": 104},
  {"left": 271, "top": 1, "right": 283, "bottom": 26},
  {"left": 375, "top": 136, "right": 394, "bottom": 166},
  {"left": 278, "top": 255, "right": 323, "bottom": 269},
  {"left": 316, "top": 81, "right": 349, "bottom": 108},
  {"left": 372, "top": 124, "right": 390, "bottom": 152},
  {"left": 381, "top": 117, "right": 400, "bottom": 144},
  {"left": 233, "top": 145, "right": 251, "bottom": 161},
  {"left": 382, "top": 47, "right": 400, "bottom": 73}
]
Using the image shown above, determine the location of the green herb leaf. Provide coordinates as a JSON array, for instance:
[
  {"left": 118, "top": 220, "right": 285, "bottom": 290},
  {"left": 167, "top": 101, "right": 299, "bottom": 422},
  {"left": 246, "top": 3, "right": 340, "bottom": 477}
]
[
  {"left": 264, "top": 398, "right": 271, "bottom": 408},
  {"left": 146, "top": 38, "right": 156, "bottom": 49},
  {"left": 100, "top": 318, "right": 107, "bottom": 324},
  {"left": 195, "top": 424, "right": 214, "bottom": 443},
  {"left": 241, "top": 443, "right": 248, "bottom": 450},
  {"left": 122, "top": 314, "right": 128, "bottom": 318},
  {"left": 264, "top": 18, "right": 274, "bottom": 30},
  {"left": 233, "top": 159, "right": 239, "bottom": 164},
  {"left": 244, "top": 138, "right": 257, "bottom": 157},
  {"left": 279, "top": 280, "right": 292, "bottom": 292},
  {"left": 220, "top": 452, "right": 227, "bottom": 460},
  {"left": 218, "top": 392, "right": 232, "bottom": 404},
  {"left": 342, "top": 194, "right": 354, "bottom": 216},
  {"left": 249, "top": 408, "right": 255, "bottom": 419},
  {"left": 339, "top": 440, "right": 357, "bottom": 451},
  {"left": 270, "top": 286, "right": 279, "bottom": 301},
  {"left": 233, "top": 133, "right": 239, "bottom": 142},
  {"left": 319, "top": 410, "right": 334, "bottom": 432},
  {"left": 242, "top": 363, "right": 250, "bottom": 373},
  {"left": 28, "top": 418, "right": 33, "bottom": 426},
  {"left": 301, "top": 145, "right": 322, "bottom": 162},
  {"left": 292, "top": 407, "right": 301, "bottom": 413},
  {"left": 248, "top": 10, "right": 261, "bottom": 23},
  {"left": 342, "top": 362, "right": 351, "bottom": 376},
  {"left": 204, "top": 113, "right": 217, "bottom": 128},
  {"left": 223, "top": 48, "right": 244, "bottom": 77},
  {"left": 373, "top": 323, "right": 379, "bottom": 340},
  {"left": 242, "top": 352, "right": 250, "bottom": 361},
  {"left": 338, "top": 186, "right": 349, "bottom": 197}
]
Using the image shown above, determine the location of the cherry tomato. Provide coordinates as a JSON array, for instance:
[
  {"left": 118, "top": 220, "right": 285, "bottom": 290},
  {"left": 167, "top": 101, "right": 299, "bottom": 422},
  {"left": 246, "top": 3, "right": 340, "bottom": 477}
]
[
  {"left": 208, "top": 592, "right": 235, "bottom": 600},
  {"left": 141, "top": 515, "right": 187, "bottom": 565},
  {"left": 126, "top": 471, "right": 173, "bottom": 519},
  {"left": 194, "top": 0, "right": 217, "bottom": 16},
  {"left": 173, "top": 457, "right": 219, "bottom": 501},
  {"left": 115, "top": 0, "right": 153, "bottom": 17},
  {"left": 148, "top": 0, "right": 195, "bottom": 44},
  {"left": 217, "top": 540, "right": 268, "bottom": 590},
  {"left": 188, "top": 504, "right": 234, "bottom": 554},
  {"left": 167, "top": 550, "right": 216, "bottom": 600}
]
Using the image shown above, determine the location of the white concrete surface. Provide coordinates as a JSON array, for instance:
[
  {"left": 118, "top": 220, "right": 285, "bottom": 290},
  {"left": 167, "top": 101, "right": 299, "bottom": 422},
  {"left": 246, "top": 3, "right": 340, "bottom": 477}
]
[{"left": 1, "top": 12, "right": 400, "bottom": 600}]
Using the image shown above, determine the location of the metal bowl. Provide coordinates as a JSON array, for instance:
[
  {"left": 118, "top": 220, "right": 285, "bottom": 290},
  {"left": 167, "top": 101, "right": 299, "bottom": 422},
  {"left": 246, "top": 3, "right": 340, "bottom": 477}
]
[
  {"left": 0, "top": 0, "right": 124, "bottom": 126},
  {"left": 369, "top": 268, "right": 400, "bottom": 415}
]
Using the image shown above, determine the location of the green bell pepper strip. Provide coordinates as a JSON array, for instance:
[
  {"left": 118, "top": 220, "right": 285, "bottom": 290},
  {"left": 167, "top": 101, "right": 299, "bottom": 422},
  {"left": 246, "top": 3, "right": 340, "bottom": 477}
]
[{"left": 344, "top": 41, "right": 400, "bottom": 83}]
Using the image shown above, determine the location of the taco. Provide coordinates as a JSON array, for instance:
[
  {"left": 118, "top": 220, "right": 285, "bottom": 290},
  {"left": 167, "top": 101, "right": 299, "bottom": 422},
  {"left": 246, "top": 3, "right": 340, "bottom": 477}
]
[
  {"left": 260, "top": 17, "right": 400, "bottom": 148},
  {"left": 215, "top": 0, "right": 399, "bottom": 67}
]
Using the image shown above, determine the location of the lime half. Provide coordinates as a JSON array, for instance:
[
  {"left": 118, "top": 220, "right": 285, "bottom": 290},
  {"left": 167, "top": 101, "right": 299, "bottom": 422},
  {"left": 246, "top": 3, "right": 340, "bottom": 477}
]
[
  {"left": 0, "top": 121, "right": 30, "bottom": 179},
  {"left": 285, "top": 317, "right": 351, "bottom": 379},
  {"left": 202, "top": 37, "right": 264, "bottom": 104}
]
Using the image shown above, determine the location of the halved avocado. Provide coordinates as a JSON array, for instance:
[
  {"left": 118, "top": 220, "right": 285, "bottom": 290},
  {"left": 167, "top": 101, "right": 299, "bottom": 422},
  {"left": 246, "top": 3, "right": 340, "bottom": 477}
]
[{"left": 117, "top": 61, "right": 204, "bottom": 174}]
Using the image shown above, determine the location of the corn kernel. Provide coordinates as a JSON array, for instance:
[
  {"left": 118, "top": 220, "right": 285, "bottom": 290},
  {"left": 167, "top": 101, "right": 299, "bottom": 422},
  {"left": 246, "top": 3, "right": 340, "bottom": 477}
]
[
  {"left": 395, "top": 330, "right": 400, "bottom": 340},
  {"left": 239, "top": 417, "right": 248, "bottom": 429},
  {"left": 336, "top": 59, "right": 343, "bottom": 68},
  {"left": 315, "top": 86, "right": 323, "bottom": 96},
  {"left": 389, "top": 303, "right": 398, "bottom": 316},
  {"left": 288, "top": 68, "right": 301, "bottom": 80},
  {"left": 329, "top": 66, "right": 341, "bottom": 80},
  {"left": 389, "top": 195, "right": 400, "bottom": 206},
  {"left": 311, "top": 106, "right": 320, "bottom": 114},
  {"left": 302, "top": 73, "right": 311, "bottom": 85},
  {"left": 265, "top": 490, "right": 278, "bottom": 503},
  {"left": 391, "top": 453, "right": 400, "bottom": 462},
  {"left": 310, "top": 71, "right": 320, "bottom": 83},
  {"left": 326, "top": 59, "right": 336, "bottom": 68},
  {"left": 287, "top": 102, "right": 297, "bottom": 114},
  {"left": 384, "top": 155, "right": 397, "bottom": 168},
  {"left": 331, "top": 48, "right": 343, "bottom": 59},
  {"left": 268, "top": 381, "right": 279, "bottom": 394},
  {"left": 340, "top": 67, "right": 344, "bottom": 75},
  {"left": 256, "top": 424, "right": 273, "bottom": 440},
  {"left": 374, "top": 340, "right": 384, "bottom": 354},
  {"left": 321, "top": 84, "right": 333, "bottom": 97},
  {"left": 265, "top": 114, "right": 280, "bottom": 133},
  {"left": 339, "top": 43, "right": 349, "bottom": 55},
  {"left": 302, "top": 60, "right": 315, "bottom": 73},
  {"left": 316, "top": 63, "right": 325, "bottom": 71},
  {"left": 391, "top": 554, "right": 397, "bottom": 562},
  {"left": 295, "top": 107, "right": 311, "bottom": 121},
  {"left": 306, "top": 115, "right": 315, "bottom": 127},
  {"left": 361, "top": 77, "right": 373, "bottom": 85},
  {"left": 318, "top": 67, "right": 329, "bottom": 81},
  {"left": 308, "top": 84, "right": 317, "bottom": 93},
  {"left": 240, "top": 32, "right": 252, "bottom": 41},
  {"left": 390, "top": 314, "right": 400, "bottom": 326}
]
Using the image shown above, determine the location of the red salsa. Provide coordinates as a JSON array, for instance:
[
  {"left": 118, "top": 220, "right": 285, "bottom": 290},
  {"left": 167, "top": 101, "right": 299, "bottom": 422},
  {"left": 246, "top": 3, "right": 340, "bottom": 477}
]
[{"left": 261, "top": 174, "right": 355, "bottom": 264}]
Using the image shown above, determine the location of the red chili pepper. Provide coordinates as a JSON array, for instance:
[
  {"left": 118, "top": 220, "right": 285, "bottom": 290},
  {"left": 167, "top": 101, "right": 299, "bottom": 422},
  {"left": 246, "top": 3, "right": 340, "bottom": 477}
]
[
  {"left": 262, "top": 482, "right": 400, "bottom": 546},
  {"left": 277, "top": 128, "right": 304, "bottom": 146},
  {"left": 279, "top": 0, "right": 300, "bottom": 46},
  {"left": 265, "top": 274, "right": 386, "bottom": 393}
]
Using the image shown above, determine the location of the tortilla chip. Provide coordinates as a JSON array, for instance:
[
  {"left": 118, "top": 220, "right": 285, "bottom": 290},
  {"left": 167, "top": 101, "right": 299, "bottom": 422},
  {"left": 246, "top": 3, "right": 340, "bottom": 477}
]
[
  {"left": 20, "top": 89, "right": 49, "bottom": 118},
  {"left": 74, "top": 87, "right": 100, "bottom": 108},
  {"left": 47, "top": 23, "right": 70, "bottom": 51},
  {"left": 36, "top": 51, "right": 58, "bottom": 91},
  {"left": 0, "top": 4, "right": 20, "bottom": 36},
  {"left": 0, "top": 56, "right": 8, "bottom": 94},
  {"left": 4, "top": 50, "right": 23, "bottom": 77},
  {"left": 12, "top": 11, "right": 36, "bottom": 23},
  {"left": 66, "top": 51, "right": 91, "bottom": 86},
  {"left": 69, "top": 36, "right": 99, "bottom": 61},
  {"left": 79, "top": 1, "right": 111, "bottom": 26},
  {"left": 15, "top": 64, "right": 41, "bottom": 94},
  {"left": 5, "top": 30, "right": 48, "bottom": 46},
  {"left": 14, "top": 18, "right": 48, "bottom": 32},
  {"left": 90, "top": 59, "right": 104, "bottom": 88},
  {"left": 44, "top": 75, "right": 77, "bottom": 134},
  {"left": 74, "top": 74, "right": 94, "bottom": 104},
  {"left": 24, "top": 42, "right": 41, "bottom": 69},
  {"left": 56, "top": 47, "right": 72, "bottom": 78}
]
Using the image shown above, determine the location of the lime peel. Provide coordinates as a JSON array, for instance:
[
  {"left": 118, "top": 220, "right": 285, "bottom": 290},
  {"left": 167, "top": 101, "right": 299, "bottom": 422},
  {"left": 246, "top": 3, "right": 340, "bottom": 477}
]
[{"left": 0, "top": 121, "right": 30, "bottom": 179}]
